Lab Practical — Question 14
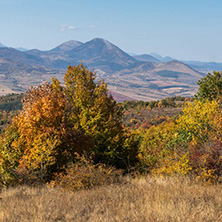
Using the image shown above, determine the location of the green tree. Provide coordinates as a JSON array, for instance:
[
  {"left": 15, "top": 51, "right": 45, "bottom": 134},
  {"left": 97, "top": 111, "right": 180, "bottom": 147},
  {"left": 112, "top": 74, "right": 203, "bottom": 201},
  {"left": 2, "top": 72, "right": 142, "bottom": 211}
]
[
  {"left": 195, "top": 71, "right": 222, "bottom": 101},
  {"left": 64, "top": 64, "right": 138, "bottom": 168}
]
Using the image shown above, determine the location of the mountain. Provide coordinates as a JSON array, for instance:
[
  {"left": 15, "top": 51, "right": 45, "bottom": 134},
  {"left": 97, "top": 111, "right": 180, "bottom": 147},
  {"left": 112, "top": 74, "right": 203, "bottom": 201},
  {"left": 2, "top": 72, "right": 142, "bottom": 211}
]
[
  {"left": 0, "top": 47, "right": 62, "bottom": 95},
  {"left": 0, "top": 43, "right": 7, "bottom": 48},
  {"left": 0, "top": 47, "right": 45, "bottom": 66},
  {"left": 107, "top": 60, "right": 202, "bottom": 101},
  {"left": 133, "top": 54, "right": 160, "bottom": 63},
  {"left": 143, "top": 53, "right": 222, "bottom": 73},
  {"left": 66, "top": 38, "right": 139, "bottom": 73},
  {"left": 25, "top": 38, "right": 140, "bottom": 71},
  {"left": 0, "top": 38, "right": 206, "bottom": 100}
]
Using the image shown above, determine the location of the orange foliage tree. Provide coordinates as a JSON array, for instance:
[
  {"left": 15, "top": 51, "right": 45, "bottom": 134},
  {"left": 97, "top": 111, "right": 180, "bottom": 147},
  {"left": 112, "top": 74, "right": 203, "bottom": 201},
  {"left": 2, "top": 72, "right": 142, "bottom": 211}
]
[{"left": 0, "top": 81, "right": 90, "bottom": 185}]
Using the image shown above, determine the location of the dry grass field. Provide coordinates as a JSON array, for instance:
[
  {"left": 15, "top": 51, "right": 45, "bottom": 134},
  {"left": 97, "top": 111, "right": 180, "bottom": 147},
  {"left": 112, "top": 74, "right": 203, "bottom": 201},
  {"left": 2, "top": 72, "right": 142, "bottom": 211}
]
[{"left": 0, "top": 176, "right": 221, "bottom": 222}]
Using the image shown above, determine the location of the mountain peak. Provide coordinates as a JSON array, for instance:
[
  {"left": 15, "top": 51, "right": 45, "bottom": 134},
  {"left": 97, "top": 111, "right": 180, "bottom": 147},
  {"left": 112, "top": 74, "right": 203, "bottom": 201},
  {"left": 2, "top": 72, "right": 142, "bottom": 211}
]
[
  {"left": 86, "top": 38, "right": 114, "bottom": 50},
  {"left": 166, "top": 60, "right": 183, "bottom": 65},
  {"left": 67, "top": 38, "right": 138, "bottom": 72},
  {"left": 51, "top": 40, "right": 83, "bottom": 51}
]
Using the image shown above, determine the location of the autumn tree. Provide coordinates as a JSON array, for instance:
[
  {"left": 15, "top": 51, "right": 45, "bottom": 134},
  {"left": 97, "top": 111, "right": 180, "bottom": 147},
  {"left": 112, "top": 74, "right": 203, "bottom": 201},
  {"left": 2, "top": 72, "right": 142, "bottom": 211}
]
[
  {"left": 0, "top": 81, "right": 90, "bottom": 185},
  {"left": 177, "top": 100, "right": 220, "bottom": 143}
]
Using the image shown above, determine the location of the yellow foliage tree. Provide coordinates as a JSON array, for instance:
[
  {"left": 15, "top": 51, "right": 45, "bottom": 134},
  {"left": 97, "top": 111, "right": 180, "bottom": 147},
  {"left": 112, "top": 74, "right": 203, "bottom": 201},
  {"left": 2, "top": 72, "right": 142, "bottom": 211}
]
[{"left": 177, "top": 100, "right": 220, "bottom": 143}]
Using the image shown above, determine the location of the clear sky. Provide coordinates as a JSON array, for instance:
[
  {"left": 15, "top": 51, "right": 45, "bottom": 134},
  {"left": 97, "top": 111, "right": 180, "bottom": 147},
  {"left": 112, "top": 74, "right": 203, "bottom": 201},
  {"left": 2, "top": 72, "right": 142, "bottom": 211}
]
[{"left": 1, "top": 0, "right": 222, "bottom": 62}]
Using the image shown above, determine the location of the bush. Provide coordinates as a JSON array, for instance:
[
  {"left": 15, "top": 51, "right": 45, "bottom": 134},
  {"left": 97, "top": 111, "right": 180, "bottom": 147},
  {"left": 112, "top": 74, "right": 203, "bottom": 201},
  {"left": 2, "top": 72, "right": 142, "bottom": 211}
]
[
  {"left": 138, "top": 121, "right": 177, "bottom": 170},
  {"left": 190, "top": 139, "right": 222, "bottom": 183},
  {"left": 152, "top": 152, "right": 192, "bottom": 176},
  {"left": 50, "top": 154, "right": 123, "bottom": 190}
]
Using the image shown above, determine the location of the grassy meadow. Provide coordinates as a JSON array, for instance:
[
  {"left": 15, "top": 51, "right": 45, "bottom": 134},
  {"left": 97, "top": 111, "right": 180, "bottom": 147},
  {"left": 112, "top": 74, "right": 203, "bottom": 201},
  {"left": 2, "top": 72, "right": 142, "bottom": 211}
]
[{"left": 0, "top": 176, "right": 222, "bottom": 222}]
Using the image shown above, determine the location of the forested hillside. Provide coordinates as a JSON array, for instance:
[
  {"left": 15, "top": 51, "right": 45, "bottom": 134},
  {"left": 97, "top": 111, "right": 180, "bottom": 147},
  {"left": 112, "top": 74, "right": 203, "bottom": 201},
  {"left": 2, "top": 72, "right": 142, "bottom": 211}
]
[{"left": 0, "top": 93, "right": 23, "bottom": 133}]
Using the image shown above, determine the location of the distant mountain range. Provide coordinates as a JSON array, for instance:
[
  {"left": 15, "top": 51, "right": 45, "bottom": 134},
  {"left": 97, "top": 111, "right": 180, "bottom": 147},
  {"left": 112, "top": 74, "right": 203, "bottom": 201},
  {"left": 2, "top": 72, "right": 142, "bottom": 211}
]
[
  {"left": 0, "top": 38, "right": 218, "bottom": 101},
  {"left": 133, "top": 54, "right": 160, "bottom": 63},
  {"left": 134, "top": 53, "right": 222, "bottom": 73}
]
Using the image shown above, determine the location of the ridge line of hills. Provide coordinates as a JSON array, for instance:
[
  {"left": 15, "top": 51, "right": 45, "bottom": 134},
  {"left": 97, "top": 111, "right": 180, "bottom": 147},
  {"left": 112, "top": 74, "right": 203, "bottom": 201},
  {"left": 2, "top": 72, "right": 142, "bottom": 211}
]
[
  {"left": 0, "top": 38, "right": 213, "bottom": 101},
  {"left": 1, "top": 39, "right": 222, "bottom": 71}
]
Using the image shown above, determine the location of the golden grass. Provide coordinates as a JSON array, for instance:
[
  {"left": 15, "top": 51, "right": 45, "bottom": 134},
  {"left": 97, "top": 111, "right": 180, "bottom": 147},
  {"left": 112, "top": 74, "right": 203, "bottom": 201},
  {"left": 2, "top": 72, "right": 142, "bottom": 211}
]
[{"left": 0, "top": 176, "right": 222, "bottom": 222}]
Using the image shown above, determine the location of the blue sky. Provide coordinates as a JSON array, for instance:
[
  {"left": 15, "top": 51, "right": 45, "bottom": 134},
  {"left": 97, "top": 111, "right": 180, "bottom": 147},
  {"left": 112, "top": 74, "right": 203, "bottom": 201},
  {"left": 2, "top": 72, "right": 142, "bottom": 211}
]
[{"left": 1, "top": 0, "right": 222, "bottom": 62}]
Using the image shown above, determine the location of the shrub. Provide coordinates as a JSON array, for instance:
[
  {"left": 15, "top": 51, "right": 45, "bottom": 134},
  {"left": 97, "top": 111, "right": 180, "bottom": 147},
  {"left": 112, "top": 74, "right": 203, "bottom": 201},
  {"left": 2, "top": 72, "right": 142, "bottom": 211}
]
[
  {"left": 152, "top": 152, "right": 192, "bottom": 176},
  {"left": 177, "top": 100, "right": 219, "bottom": 143},
  {"left": 138, "top": 121, "right": 177, "bottom": 170},
  {"left": 50, "top": 154, "right": 123, "bottom": 190},
  {"left": 190, "top": 139, "right": 222, "bottom": 183}
]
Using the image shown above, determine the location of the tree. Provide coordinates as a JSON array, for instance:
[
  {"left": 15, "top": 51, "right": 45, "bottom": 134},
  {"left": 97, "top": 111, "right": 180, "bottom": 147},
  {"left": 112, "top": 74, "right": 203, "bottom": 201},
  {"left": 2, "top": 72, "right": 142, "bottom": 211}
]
[
  {"left": 177, "top": 100, "right": 220, "bottom": 143},
  {"left": 64, "top": 64, "right": 138, "bottom": 168},
  {"left": 195, "top": 71, "right": 222, "bottom": 101},
  {"left": 0, "top": 81, "right": 90, "bottom": 184}
]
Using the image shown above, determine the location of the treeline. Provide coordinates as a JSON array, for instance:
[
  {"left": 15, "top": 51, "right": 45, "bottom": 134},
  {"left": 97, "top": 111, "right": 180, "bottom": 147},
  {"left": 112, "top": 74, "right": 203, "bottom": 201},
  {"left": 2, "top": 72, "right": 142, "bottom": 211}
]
[
  {"left": 120, "top": 96, "right": 186, "bottom": 110},
  {"left": 0, "top": 91, "right": 186, "bottom": 133},
  {"left": 0, "top": 93, "right": 23, "bottom": 111},
  {"left": 0, "top": 111, "right": 18, "bottom": 132},
  {"left": 0, "top": 92, "right": 185, "bottom": 113}
]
